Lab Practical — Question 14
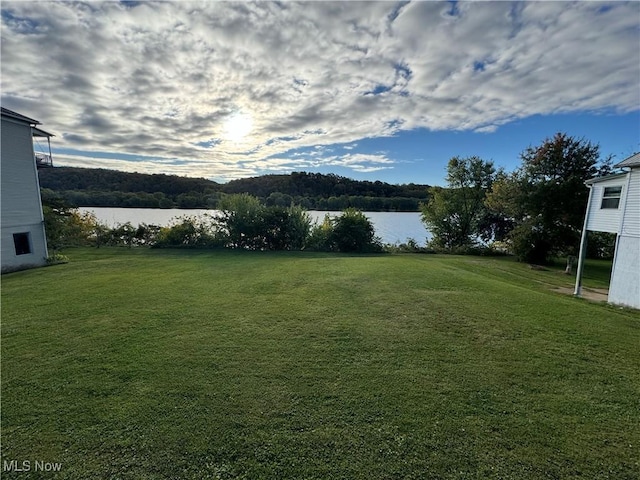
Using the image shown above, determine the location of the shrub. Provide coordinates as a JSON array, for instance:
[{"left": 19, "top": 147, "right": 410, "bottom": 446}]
[
  {"left": 307, "top": 209, "right": 382, "bottom": 253},
  {"left": 586, "top": 231, "right": 616, "bottom": 259},
  {"left": 261, "top": 205, "right": 311, "bottom": 251},
  {"left": 215, "top": 195, "right": 311, "bottom": 251},
  {"left": 307, "top": 214, "right": 334, "bottom": 251},
  {"left": 508, "top": 219, "right": 554, "bottom": 264},
  {"left": 154, "top": 216, "right": 221, "bottom": 248},
  {"left": 109, "top": 222, "right": 137, "bottom": 247},
  {"left": 215, "top": 194, "right": 265, "bottom": 249},
  {"left": 332, "top": 208, "right": 378, "bottom": 252},
  {"left": 384, "top": 238, "right": 432, "bottom": 254},
  {"left": 46, "top": 253, "right": 69, "bottom": 265},
  {"left": 43, "top": 204, "right": 100, "bottom": 251}
]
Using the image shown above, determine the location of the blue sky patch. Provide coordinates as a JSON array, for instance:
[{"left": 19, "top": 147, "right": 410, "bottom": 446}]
[{"left": 195, "top": 139, "right": 221, "bottom": 149}]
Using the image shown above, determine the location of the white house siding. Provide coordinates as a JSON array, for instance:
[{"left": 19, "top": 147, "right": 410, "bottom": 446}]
[
  {"left": 607, "top": 169, "right": 640, "bottom": 309},
  {"left": 1, "top": 117, "right": 49, "bottom": 272},
  {"left": 619, "top": 169, "right": 640, "bottom": 237},
  {"left": 585, "top": 177, "right": 626, "bottom": 233},
  {"left": 608, "top": 235, "right": 640, "bottom": 309}
]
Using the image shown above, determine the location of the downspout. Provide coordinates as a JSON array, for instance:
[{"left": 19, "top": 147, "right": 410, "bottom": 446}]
[{"left": 574, "top": 183, "right": 594, "bottom": 296}]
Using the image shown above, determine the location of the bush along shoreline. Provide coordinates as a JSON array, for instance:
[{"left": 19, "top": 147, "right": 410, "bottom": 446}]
[
  {"left": 44, "top": 191, "right": 612, "bottom": 259},
  {"left": 44, "top": 194, "right": 384, "bottom": 254}
]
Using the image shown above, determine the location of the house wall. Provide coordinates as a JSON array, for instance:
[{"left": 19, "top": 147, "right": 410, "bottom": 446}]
[
  {"left": 1, "top": 117, "right": 49, "bottom": 272},
  {"left": 619, "top": 169, "right": 640, "bottom": 237},
  {"left": 585, "top": 176, "right": 626, "bottom": 234},
  {"left": 608, "top": 235, "right": 640, "bottom": 309},
  {"left": 608, "top": 168, "right": 640, "bottom": 309}
]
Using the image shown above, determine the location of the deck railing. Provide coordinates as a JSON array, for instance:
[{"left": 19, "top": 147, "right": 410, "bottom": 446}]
[{"left": 35, "top": 152, "right": 53, "bottom": 168}]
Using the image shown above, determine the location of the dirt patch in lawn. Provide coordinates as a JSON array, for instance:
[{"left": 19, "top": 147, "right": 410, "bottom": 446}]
[{"left": 554, "top": 286, "right": 609, "bottom": 303}]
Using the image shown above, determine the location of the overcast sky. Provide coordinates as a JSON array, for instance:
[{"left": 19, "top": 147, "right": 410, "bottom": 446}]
[{"left": 2, "top": 1, "right": 639, "bottom": 185}]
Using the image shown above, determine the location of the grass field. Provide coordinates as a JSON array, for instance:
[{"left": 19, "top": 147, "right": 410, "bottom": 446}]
[{"left": 1, "top": 248, "right": 639, "bottom": 479}]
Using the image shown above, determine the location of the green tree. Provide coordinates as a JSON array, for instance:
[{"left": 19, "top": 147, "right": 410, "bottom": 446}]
[
  {"left": 486, "top": 133, "right": 607, "bottom": 264},
  {"left": 266, "top": 192, "right": 293, "bottom": 208},
  {"left": 42, "top": 198, "right": 100, "bottom": 252},
  {"left": 421, "top": 156, "right": 496, "bottom": 250}
]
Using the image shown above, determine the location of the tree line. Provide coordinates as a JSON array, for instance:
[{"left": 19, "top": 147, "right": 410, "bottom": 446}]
[
  {"left": 42, "top": 131, "right": 618, "bottom": 264},
  {"left": 38, "top": 168, "right": 430, "bottom": 211},
  {"left": 420, "top": 133, "right": 618, "bottom": 264}
]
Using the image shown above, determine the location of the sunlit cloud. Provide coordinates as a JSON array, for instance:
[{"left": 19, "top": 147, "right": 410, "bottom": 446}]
[
  {"left": 1, "top": 1, "right": 638, "bottom": 181},
  {"left": 222, "top": 111, "right": 254, "bottom": 144}
]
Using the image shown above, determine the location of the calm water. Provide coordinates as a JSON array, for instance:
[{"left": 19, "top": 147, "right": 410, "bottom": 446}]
[{"left": 80, "top": 207, "right": 431, "bottom": 246}]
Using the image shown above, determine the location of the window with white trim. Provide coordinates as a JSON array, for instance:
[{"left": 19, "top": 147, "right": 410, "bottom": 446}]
[{"left": 601, "top": 186, "right": 622, "bottom": 209}]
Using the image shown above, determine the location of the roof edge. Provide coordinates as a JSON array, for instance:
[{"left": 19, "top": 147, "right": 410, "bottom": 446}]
[
  {"left": 585, "top": 172, "right": 628, "bottom": 185},
  {"left": 1, "top": 106, "right": 41, "bottom": 125},
  {"left": 32, "top": 127, "right": 54, "bottom": 137},
  {"left": 614, "top": 152, "right": 640, "bottom": 168}
]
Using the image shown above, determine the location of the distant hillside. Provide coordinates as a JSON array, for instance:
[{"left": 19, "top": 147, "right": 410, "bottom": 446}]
[
  {"left": 225, "top": 172, "right": 428, "bottom": 199},
  {"left": 39, "top": 167, "right": 430, "bottom": 211},
  {"left": 39, "top": 167, "right": 219, "bottom": 195}
]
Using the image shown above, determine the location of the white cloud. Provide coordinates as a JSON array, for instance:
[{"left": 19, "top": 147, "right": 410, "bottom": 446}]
[
  {"left": 2, "top": 1, "right": 638, "bottom": 180},
  {"left": 52, "top": 153, "right": 255, "bottom": 183},
  {"left": 474, "top": 125, "right": 498, "bottom": 134}
]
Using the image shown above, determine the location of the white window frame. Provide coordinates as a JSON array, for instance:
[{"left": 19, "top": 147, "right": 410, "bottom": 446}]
[{"left": 601, "top": 186, "right": 622, "bottom": 209}]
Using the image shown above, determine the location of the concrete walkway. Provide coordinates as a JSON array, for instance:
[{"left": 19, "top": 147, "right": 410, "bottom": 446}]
[{"left": 554, "top": 286, "right": 609, "bottom": 303}]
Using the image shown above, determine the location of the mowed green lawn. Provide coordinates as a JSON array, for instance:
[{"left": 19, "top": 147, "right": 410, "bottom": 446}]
[{"left": 1, "top": 248, "right": 638, "bottom": 479}]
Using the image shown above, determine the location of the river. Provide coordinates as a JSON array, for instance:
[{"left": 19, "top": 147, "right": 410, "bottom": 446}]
[{"left": 79, "top": 207, "right": 431, "bottom": 246}]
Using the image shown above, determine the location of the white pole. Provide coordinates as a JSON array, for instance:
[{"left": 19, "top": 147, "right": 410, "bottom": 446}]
[{"left": 574, "top": 185, "right": 594, "bottom": 296}]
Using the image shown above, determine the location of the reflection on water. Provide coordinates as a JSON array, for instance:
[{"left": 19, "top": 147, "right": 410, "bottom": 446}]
[{"left": 80, "top": 207, "right": 431, "bottom": 246}]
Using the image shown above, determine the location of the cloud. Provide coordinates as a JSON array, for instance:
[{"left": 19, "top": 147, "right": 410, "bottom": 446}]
[
  {"left": 325, "top": 152, "right": 395, "bottom": 168},
  {"left": 52, "top": 152, "right": 257, "bottom": 184},
  {"left": 1, "top": 1, "right": 638, "bottom": 180},
  {"left": 474, "top": 125, "right": 498, "bottom": 134}
]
